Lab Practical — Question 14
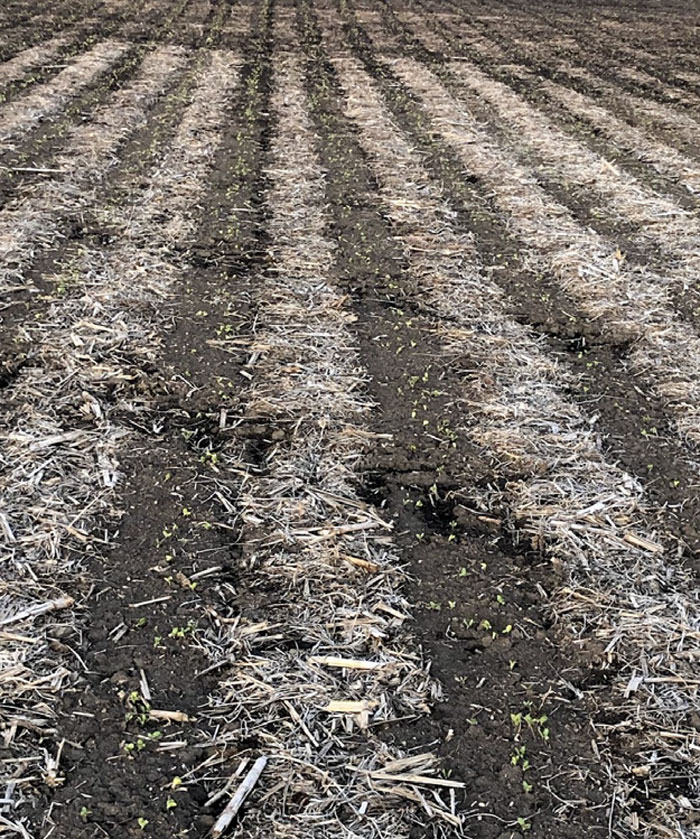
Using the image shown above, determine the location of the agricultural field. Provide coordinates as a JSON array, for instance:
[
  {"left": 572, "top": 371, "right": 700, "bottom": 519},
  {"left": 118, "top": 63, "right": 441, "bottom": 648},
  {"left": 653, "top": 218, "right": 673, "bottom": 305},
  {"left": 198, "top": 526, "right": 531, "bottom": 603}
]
[{"left": 0, "top": 0, "right": 699, "bottom": 836}]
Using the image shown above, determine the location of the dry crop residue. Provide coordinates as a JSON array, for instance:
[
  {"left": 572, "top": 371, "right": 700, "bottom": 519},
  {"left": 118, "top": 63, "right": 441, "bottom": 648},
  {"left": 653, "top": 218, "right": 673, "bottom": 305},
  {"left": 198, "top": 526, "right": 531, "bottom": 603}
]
[{"left": 0, "top": 1, "right": 698, "bottom": 838}]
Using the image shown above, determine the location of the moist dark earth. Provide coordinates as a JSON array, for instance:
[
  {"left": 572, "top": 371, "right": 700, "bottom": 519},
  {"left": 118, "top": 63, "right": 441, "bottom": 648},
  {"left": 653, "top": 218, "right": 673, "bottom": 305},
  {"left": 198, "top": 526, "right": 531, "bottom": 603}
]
[{"left": 1, "top": 0, "right": 699, "bottom": 837}]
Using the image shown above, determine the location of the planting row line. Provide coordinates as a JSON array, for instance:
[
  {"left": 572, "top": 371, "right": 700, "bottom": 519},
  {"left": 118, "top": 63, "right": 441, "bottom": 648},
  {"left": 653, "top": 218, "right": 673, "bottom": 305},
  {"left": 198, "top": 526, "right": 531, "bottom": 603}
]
[
  {"left": 3, "top": 47, "right": 242, "bottom": 837},
  {"left": 404, "top": 1, "right": 700, "bottom": 159},
  {"left": 331, "top": 46, "right": 700, "bottom": 838}
]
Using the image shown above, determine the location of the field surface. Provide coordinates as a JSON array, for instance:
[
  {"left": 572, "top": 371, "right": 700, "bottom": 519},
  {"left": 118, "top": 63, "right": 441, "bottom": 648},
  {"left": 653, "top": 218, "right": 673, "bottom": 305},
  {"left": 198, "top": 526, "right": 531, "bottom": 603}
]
[{"left": 1, "top": 0, "right": 699, "bottom": 837}]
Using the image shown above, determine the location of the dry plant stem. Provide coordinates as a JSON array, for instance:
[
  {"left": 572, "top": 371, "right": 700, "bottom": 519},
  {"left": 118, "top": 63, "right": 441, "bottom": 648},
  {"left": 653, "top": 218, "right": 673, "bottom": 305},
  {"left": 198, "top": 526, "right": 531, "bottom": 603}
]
[
  {"left": 445, "top": 58, "right": 700, "bottom": 256},
  {"left": 382, "top": 56, "right": 700, "bottom": 446},
  {"left": 329, "top": 49, "right": 700, "bottom": 839},
  {"left": 0, "top": 35, "right": 70, "bottom": 89},
  {"left": 0, "top": 45, "right": 186, "bottom": 294},
  {"left": 210, "top": 756, "right": 268, "bottom": 838},
  {"left": 0, "top": 40, "right": 129, "bottom": 146},
  {"left": 0, "top": 49, "right": 238, "bottom": 821},
  {"left": 200, "top": 26, "right": 455, "bottom": 837}
]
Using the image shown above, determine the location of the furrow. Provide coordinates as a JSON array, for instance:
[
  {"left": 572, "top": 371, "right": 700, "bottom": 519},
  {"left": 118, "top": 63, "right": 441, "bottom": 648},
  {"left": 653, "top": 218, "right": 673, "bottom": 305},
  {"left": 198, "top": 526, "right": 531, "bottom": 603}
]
[
  {"left": 332, "top": 50, "right": 700, "bottom": 839},
  {"left": 0, "top": 39, "right": 129, "bottom": 148},
  {"left": 386, "top": 57, "right": 700, "bottom": 447},
  {"left": 0, "top": 45, "right": 186, "bottom": 295},
  {"left": 9, "top": 49, "right": 240, "bottom": 836}
]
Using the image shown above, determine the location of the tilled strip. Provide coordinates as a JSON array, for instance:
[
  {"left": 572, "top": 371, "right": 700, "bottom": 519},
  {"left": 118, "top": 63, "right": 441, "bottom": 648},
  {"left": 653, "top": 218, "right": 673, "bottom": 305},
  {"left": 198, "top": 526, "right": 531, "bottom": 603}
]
[
  {"left": 408, "top": 4, "right": 700, "bottom": 158},
  {"left": 198, "top": 34, "right": 459, "bottom": 836},
  {"left": 0, "top": 6, "right": 197, "bottom": 207},
  {"left": 332, "top": 49, "right": 700, "bottom": 839},
  {"left": 0, "top": 34, "right": 71, "bottom": 90},
  {"left": 444, "top": 59, "right": 700, "bottom": 263},
  {"left": 0, "top": 45, "right": 186, "bottom": 295},
  {"left": 395, "top": 9, "right": 451, "bottom": 52},
  {"left": 385, "top": 57, "right": 700, "bottom": 447},
  {"left": 303, "top": 6, "right": 611, "bottom": 836},
  {"left": 536, "top": 21, "right": 699, "bottom": 101},
  {"left": 7, "top": 49, "right": 240, "bottom": 836},
  {"left": 525, "top": 69, "right": 700, "bottom": 197},
  {"left": 0, "top": 39, "right": 129, "bottom": 147}
]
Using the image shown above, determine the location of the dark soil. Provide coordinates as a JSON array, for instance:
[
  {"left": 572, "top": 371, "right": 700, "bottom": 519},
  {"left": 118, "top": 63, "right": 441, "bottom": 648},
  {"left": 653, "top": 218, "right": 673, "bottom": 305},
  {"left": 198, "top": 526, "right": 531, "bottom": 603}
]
[
  {"left": 8, "top": 0, "right": 700, "bottom": 837},
  {"left": 21, "top": 2, "right": 277, "bottom": 836},
  {"left": 298, "top": 4, "right": 614, "bottom": 836}
]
